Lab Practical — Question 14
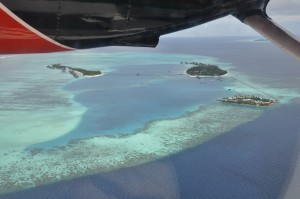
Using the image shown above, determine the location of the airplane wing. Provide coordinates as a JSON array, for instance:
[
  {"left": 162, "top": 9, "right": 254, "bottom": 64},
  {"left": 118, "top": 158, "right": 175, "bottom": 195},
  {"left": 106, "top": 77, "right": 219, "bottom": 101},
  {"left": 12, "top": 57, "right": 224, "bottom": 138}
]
[{"left": 0, "top": 0, "right": 299, "bottom": 60}]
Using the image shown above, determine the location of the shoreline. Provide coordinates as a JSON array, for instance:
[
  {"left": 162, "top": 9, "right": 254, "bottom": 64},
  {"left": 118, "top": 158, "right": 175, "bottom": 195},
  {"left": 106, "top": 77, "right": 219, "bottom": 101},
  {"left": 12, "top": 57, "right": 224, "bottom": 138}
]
[
  {"left": 46, "top": 64, "right": 103, "bottom": 78},
  {"left": 84, "top": 73, "right": 104, "bottom": 78},
  {"left": 219, "top": 95, "right": 276, "bottom": 107}
]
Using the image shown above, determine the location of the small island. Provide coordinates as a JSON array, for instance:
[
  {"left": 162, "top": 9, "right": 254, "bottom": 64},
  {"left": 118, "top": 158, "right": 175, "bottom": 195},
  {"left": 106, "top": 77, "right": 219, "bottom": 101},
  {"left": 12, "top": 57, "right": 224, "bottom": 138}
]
[
  {"left": 254, "top": 38, "right": 268, "bottom": 42},
  {"left": 184, "top": 62, "right": 227, "bottom": 76},
  {"left": 220, "top": 95, "right": 276, "bottom": 106},
  {"left": 46, "top": 64, "right": 102, "bottom": 78}
]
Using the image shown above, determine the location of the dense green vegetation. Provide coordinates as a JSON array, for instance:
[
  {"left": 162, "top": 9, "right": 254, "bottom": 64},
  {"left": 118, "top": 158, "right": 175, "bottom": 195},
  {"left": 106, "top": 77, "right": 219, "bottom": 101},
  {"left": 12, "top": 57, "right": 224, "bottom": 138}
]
[
  {"left": 220, "top": 95, "right": 276, "bottom": 106},
  {"left": 70, "top": 67, "right": 101, "bottom": 76},
  {"left": 47, "top": 64, "right": 102, "bottom": 76},
  {"left": 51, "top": 63, "right": 65, "bottom": 70},
  {"left": 185, "top": 62, "right": 227, "bottom": 76}
]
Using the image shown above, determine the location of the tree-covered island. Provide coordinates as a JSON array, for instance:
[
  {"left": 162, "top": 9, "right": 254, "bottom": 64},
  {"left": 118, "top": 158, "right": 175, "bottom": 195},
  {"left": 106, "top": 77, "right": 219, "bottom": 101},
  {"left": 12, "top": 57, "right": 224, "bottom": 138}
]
[
  {"left": 184, "top": 62, "right": 227, "bottom": 76},
  {"left": 46, "top": 64, "right": 102, "bottom": 78},
  {"left": 220, "top": 95, "right": 276, "bottom": 106}
]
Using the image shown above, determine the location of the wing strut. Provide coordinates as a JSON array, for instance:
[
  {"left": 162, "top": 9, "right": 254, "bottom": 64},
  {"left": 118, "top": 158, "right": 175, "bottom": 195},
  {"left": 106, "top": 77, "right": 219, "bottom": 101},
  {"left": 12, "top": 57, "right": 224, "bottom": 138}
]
[{"left": 244, "top": 15, "right": 300, "bottom": 61}]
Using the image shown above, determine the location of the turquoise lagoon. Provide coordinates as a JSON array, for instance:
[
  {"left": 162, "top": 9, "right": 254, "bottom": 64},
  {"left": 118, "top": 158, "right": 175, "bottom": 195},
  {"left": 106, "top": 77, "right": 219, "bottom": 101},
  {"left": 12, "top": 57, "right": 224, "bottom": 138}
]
[{"left": 0, "top": 38, "right": 299, "bottom": 194}]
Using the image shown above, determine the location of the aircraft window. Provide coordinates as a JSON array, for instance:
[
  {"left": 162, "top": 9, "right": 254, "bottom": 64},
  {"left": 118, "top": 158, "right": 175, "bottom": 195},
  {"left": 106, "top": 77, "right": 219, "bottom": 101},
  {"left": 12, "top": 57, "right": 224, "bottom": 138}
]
[{"left": 0, "top": 0, "right": 299, "bottom": 198}]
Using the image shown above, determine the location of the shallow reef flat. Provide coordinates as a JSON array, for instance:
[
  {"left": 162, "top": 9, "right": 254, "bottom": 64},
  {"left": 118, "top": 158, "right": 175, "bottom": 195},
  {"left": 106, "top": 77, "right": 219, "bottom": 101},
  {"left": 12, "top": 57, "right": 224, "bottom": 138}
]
[{"left": 0, "top": 103, "right": 263, "bottom": 194}]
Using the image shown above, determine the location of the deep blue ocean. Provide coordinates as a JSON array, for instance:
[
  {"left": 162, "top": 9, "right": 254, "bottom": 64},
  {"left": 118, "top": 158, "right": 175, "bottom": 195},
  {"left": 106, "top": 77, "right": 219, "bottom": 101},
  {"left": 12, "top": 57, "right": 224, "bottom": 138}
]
[{"left": 1, "top": 37, "right": 300, "bottom": 199}]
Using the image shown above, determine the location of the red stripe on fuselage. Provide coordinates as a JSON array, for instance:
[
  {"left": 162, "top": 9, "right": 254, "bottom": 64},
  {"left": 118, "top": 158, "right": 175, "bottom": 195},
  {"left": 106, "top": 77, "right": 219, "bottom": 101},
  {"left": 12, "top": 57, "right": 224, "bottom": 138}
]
[{"left": 0, "top": 3, "right": 73, "bottom": 54}]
